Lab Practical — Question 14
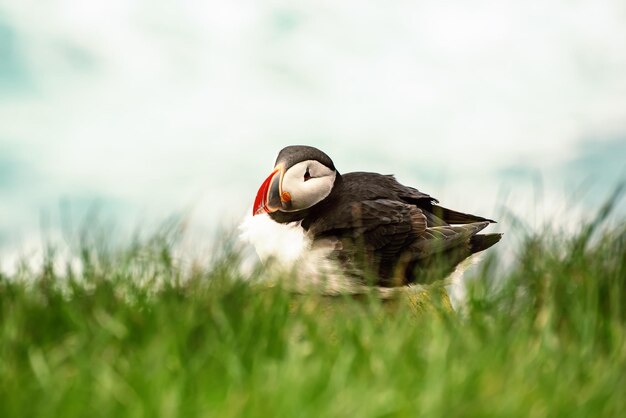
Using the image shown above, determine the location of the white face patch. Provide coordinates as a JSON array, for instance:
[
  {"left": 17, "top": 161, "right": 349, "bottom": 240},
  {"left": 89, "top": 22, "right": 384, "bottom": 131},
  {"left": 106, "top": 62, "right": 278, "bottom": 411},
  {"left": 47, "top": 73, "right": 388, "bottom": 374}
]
[{"left": 280, "top": 160, "right": 336, "bottom": 211}]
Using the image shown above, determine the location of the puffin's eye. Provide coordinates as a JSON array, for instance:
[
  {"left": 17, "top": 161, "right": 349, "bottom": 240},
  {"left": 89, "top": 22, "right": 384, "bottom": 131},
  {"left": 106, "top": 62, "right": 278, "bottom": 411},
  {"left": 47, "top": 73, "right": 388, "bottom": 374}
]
[{"left": 304, "top": 168, "right": 311, "bottom": 181}]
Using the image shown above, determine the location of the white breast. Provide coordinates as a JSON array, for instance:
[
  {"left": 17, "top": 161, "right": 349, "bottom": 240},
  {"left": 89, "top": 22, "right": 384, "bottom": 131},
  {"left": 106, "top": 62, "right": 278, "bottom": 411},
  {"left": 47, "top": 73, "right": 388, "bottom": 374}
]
[
  {"left": 238, "top": 212, "right": 307, "bottom": 267},
  {"left": 238, "top": 212, "right": 360, "bottom": 294}
]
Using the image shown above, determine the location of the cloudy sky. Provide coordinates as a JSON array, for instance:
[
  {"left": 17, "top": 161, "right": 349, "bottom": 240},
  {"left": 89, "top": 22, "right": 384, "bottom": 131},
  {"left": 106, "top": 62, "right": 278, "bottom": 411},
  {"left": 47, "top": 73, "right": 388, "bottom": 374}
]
[{"left": 1, "top": 0, "right": 625, "bottom": 271}]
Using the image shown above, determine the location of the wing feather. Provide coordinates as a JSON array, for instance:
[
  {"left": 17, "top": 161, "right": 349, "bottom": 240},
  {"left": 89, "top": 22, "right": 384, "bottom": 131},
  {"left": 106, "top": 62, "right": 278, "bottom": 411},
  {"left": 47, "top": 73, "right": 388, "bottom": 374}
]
[
  {"left": 307, "top": 199, "right": 426, "bottom": 257},
  {"left": 410, "top": 221, "right": 491, "bottom": 259}
]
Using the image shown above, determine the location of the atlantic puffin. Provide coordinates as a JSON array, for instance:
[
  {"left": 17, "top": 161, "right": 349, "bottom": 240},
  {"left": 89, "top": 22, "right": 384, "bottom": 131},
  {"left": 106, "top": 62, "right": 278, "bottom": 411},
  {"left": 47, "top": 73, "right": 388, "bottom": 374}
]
[{"left": 251, "top": 145, "right": 501, "bottom": 287}]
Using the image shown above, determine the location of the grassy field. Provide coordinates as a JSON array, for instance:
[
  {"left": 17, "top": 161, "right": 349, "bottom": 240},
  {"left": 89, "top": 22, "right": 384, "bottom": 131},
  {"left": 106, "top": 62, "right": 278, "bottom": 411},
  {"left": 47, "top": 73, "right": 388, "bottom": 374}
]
[{"left": 1, "top": 199, "right": 625, "bottom": 417}]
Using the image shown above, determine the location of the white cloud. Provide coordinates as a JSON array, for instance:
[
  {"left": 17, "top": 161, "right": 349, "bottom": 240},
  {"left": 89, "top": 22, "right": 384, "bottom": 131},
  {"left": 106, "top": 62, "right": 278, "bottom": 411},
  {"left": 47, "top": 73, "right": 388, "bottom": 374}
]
[{"left": 1, "top": 0, "right": 625, "bottom": 268}]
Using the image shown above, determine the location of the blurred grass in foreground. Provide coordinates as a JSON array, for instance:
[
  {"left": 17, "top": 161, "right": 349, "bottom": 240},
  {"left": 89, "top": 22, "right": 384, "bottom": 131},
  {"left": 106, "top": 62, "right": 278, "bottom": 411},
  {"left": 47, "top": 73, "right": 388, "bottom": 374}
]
[{"left": 0, "top": 193, "right": 625, "bottom": 418}]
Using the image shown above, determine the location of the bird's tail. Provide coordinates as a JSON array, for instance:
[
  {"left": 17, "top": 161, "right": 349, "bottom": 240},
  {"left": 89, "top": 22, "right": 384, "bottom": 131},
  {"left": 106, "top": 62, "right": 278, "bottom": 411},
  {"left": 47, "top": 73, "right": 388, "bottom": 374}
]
[
  {"left": 469, "top": 233, "right": 503, "bottom": 253},
  {"left": 431, "top": 204, "right": 496, "bottom": 225}
]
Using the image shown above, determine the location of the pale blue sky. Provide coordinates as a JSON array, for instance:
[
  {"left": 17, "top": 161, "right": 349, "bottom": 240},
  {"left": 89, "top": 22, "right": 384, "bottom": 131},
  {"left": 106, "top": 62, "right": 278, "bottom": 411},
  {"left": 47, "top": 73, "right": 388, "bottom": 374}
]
[{"left": 1, "top": 1, "right": 625, "bottom": 270}]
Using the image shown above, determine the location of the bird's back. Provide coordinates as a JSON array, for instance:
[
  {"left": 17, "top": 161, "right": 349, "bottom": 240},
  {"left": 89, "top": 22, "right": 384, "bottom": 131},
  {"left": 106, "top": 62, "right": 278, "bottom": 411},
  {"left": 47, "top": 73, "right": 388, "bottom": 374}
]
[{"left": 300, "top": 171, "right": 501, "bottom": 286}]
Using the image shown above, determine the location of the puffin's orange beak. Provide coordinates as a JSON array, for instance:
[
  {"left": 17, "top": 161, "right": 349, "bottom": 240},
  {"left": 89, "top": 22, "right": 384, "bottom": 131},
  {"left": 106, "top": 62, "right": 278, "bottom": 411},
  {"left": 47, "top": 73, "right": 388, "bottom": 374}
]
[{"left": 253, "top": 165, "right": 290, "bottom": 215}]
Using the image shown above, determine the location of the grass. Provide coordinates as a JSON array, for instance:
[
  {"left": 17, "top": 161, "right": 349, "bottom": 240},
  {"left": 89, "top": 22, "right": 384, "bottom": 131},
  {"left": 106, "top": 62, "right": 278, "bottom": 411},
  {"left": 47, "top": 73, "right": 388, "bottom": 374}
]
[{"left": 0, "top": 199, "right": 625, "bottom": 417}]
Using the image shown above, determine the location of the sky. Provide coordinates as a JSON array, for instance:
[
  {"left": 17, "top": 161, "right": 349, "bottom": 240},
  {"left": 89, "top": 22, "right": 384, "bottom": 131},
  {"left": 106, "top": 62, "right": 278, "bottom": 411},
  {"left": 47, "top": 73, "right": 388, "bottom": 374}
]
[{"left": 1, "top": 0, "right": 625, "bottom": 272}]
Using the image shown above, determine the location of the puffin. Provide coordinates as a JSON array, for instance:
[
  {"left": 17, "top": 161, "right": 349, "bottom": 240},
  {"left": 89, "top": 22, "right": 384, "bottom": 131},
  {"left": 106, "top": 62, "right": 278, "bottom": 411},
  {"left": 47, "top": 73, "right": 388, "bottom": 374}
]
[{"left": 251, "top": 145, "right": 501, "bottom": 287}]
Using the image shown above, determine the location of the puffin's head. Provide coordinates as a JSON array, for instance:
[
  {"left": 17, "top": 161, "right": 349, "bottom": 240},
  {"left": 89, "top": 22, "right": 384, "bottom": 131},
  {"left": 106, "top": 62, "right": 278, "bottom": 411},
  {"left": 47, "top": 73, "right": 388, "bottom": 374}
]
[{"left": 253, "top": 145, "right": 337, "bottom": 216}]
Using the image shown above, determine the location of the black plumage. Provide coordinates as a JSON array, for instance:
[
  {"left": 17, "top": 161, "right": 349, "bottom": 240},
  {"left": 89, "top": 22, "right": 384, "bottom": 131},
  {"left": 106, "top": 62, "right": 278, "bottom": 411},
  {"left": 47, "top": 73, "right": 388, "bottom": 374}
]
[{"left": 264, "top": 146, "right": 502, "bottom": 286}]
